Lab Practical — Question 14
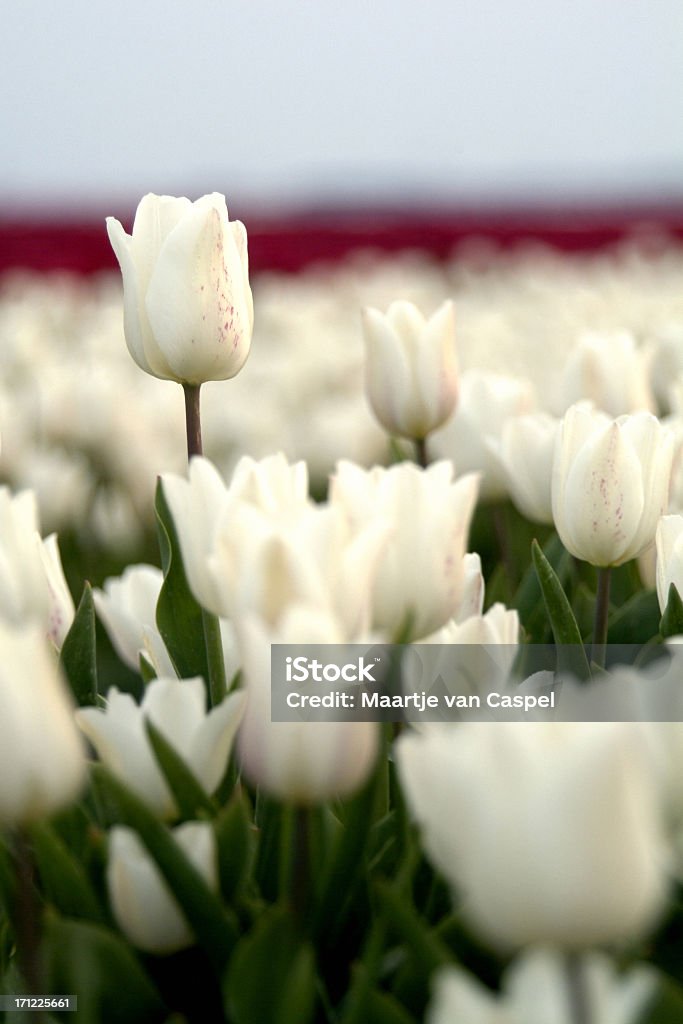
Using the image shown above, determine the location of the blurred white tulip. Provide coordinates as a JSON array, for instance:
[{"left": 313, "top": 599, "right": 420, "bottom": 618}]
[
  {"left": 397, "top": 721, "right": 668, "bottom": 950},
  {"left": 237, "top": 607, "right": 379, "bottom": 803},
  {"left": 499, "top": 412, "right": 560, "bottom": 524},
  {"left": 559, "top": 331, "right": 654, "bottom": 417},
  {"left": 427, "top": 950, "right": 655, "bottom": 1024},
  {"left": 362, "top": 299, "right": 458, "bottom": 440},
  {"left": 0, "top": 622, "right": 85, "bottom": 824},
  {"left": 107, "top": 822, "right": 217, "bottom": 953},
  {"left": 77, "top": 678, "right": 245, "bottom": 818}
]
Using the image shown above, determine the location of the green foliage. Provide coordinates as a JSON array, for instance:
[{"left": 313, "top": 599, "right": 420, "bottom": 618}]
[{"left": 59, "top": 582, "right": 98, "bottom": 706}]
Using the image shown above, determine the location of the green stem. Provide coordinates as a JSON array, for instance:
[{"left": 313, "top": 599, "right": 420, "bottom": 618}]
[
  {"left": 414, "top": 436, "right": 429, "bottom": 468},
  {"left": 201, "top": 608, "right": 227, "bottom": 706},
  {"left": 566, "top": 953, "right": 592, "bottom": 1024},
  {"left": 12, "top": 829, "right": 46, "bottom": 1024},
  {"left": 592, "top": 566, "right": 611, "bottom": 668},
  {"left": 279, "top": 805, "right": 311, "bottom": 926},
  {"left": 183, "top": 383, "right": 203, "bottom": 461}
]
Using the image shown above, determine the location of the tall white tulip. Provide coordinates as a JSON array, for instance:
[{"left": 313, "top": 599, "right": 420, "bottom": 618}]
[
  {"left": 106, "top": 193, "right": 253, "bottom": 385},
  {"left": 397, "top": 722, "right": 667, "bottom": 950},
  {"left": 330, "top": 460, "right": 479, "bottom": 640},
  {"left": 76, "top": 678, "right": 245, "bottom": 818},
  {"left": 107, "top": 823, "right": 217, "bottom": 954},
  {"left": 362, "top": 300, "right": 459, "bottom": 440},
  {"left": 0, "top": 622, "right": 85, "bottom": 824},
  {"left": 552, "top": 403, "right": 674, "bottom": 567}
]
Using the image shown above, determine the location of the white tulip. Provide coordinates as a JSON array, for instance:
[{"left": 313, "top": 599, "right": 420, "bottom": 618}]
[
  {"left": 0, "top": 487, "right": 73, "bottom": 648},
  {"left": 106, "top": 193, "right": 253, "bottom": 385},
  {"left": 397, "top": 722, "right": 667, "bottom": 950},
  {"left": 107, "top": 822, "right": 217, "bottom": 954},
  {"left": 362, "top": 299, "right": 458, "bottom": 440},
  {"left": 552, "top": 403, "right": 674, "bottom": 567},
  {"left": 76, "top": 678, "right": 245, "bottom": 818},
  {"left": 427, "top": 951, "right": 655, "bottom": 1024},
  {"left": 237, "top": 607, "right": 379, "bottom": 803},
  {"left": 430, "top": 370, "right": 535, "bottom": 501},
  {"left": 0, "top": 622, "right": 85, "bottom": 824},
  {"left": 94, "top": 564, "right": 174, "bottom": 675},
  {"left": 499, "top": 412, "right": 560, "bottom": 524},
  {"left": 330, "top": 460, "right": 479, "bottom": 640},
  {"left": 655, "top": 514, "right": 683, "bottom": 612},
  {"left": 559, "top": 330, "right": 654, "bottom": 417},
  {"left": 161, "top": 454, "right": 311, "bottom": 616}
]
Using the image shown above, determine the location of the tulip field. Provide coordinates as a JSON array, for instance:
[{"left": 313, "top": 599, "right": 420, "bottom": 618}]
[{"left": 3, "top": 198, "right": 683, "bottom": 1022}]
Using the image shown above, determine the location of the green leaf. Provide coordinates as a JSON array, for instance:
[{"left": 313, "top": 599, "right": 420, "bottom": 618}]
[
  {"left": 59, "top": 582, "right": 98, "bottom": 706},
  {"left": 224, "top": 906, "right": 316, "bottom": 1024},
  {"left": 154, "top": 478, "right": 209, "bottom": 681},
  {"left": 366, "top": 986, "right": 417, "bottom": 1024},
  {"left": 43, "top": 914, "right": 166, "bottom": 1024},
  {"left": 608, "top": 588, "right": 661, "bottom": 645},
  {"left": 640, "top": 972, "right": 683, "bottom": 1023},
  {"left": 515, "top": 533, "right": 569, "bottom": 641},
  {"left": 91, "top": 765, "right": 236, "bottom": 973},
  {"left": 373, "top": 879, "right": 451, "bottom": 978},
  {"left": 30, "top": 821, "right": 103, "bottom": 924},
  {"left": 531, "top": 539, "right": 591, "bottom": 679},
  {"left": 145, "top": 719, "right": 215, "bottom": 820},
  {"left": 660, "top": 583, "right": 683, "bottom": 639},
  {"left": 214, "top": 787, "right": 255, "bottom": 903}
]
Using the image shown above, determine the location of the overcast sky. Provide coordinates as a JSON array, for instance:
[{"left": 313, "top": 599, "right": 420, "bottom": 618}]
[{"left": 2, "top": 1, "right": 682, "bottom": 212}]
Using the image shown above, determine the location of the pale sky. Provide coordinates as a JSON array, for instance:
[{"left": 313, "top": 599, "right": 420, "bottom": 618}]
[{"left": 2, "top": 0, "right": 682, "bottom": 211}]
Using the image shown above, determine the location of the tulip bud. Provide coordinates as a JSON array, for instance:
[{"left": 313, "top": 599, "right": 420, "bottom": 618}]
[
  {"left": 0, "top": 621, "right": 85, "bottom": 824},
  {"left": 397, "top": 722, "right": 667, "bottom": 950},
  {"left": 362, "top": 300, "right": 458, "bottom": 440},
  {"left": 76, "top": 678, "right": 245, "bottom": 818},
  {"left": 106, "top": 193, "right": 253, "bottom": 385},
  {"left": 552, "top": 403, "right": 674, "bottom": 567},
  {"left": 107, "top": 823, "right": 217, "bottom": 954}
]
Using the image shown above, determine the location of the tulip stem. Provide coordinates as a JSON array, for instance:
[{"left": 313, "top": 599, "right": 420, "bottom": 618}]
[
  {"left": 414, "top": 437, "right": 429, "bottom": 468},
  {"left": 591, "top": 566, "right": 611, "bottom": 668},
  {"left": 566, "top": 953, "right": 592, "bottom": 1024},
  {"left": 183, "top": 383, "right": 203, "bottom": 461},
  {"left": 279, "top": 805, "right": 311, "bottom": 926},
  {"left": 12, "top": 829, "right": 46, "bottom": 1023}
]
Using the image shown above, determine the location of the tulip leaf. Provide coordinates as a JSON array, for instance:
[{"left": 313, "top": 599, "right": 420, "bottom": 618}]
[
  {"left": 531, "top": 540, "right": 591, "bottom": 679},
  {"left": 515, "top": 533, "right": 570, "bottom": 641},
  {"left": 640, "top": 971, "right": 683, "bottom": 1023},
  {"left": 607, "top": 588, "right": 661, "bottom": 644},
  {"left": 154, "top": 478, "right": 210, "bottom": 682},
  {"left": 144, "top": 719, "right": 216, "bottom": 820},
  {"left": 373, "top": 879, "right": 452, "bottom": 979},
  {"left": 214, "top": 787, "right": 255, "bottom": 903},
  {"left": 660, "top": 583, "right": 683, "bottom": 639},
  {"left": 91, "top": 764, "right": 237, "bottom": 973},
  {"left": 30, "top": 820, "right": 104, "bottom": 924},
  {"left": 224, "top": 906, "right": 316, "bottom": 1024},
  {"left": 59, "top": 581, "right": 98, "bottom": 706},
  {"left": 42, "top": 914, "right": 166, "bottom": 1024}
]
